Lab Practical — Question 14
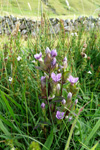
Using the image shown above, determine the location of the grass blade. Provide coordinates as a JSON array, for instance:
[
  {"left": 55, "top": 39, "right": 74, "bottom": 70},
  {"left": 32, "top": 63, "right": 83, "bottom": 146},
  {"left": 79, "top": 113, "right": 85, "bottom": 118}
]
[{"left": 42, "top": 130, "right": 54, "bottom": 150}]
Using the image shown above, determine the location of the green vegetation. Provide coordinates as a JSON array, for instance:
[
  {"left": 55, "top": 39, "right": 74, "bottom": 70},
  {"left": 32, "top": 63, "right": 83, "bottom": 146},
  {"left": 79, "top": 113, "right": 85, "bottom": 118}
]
[
  {"left": 0, "top": 0, "right": 100, "bottom": 18},
  {"left": 0, "top": 18, "right": 100, "bottom": 149},
  {"left": 0, "top": 0, "right": 100, "bottom": 149}
]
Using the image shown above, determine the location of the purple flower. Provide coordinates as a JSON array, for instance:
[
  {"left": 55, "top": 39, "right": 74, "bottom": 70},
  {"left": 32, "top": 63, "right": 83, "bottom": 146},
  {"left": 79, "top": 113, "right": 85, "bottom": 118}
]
[
  {"left": 51, "top": 49, "right": 57, "bottom": 57},
  {"left": 56, "top": 111, "right": 65, "bottom": 119},
  {"left": 45, "top": 47, "right": 51, "bottom": 54},
  {"left": 34, "top": 52, "right": 42, "bottom": 60},
  {"left": 41, "top": 102, "right": 45, "bottom": 109},
  {"left": 62, "top": 99, "right": 66, "bottom": 105},
  {"left": 67, "top": 92, "right": 72, "bottom": 100},
  {"left": 51, "top": 72, "right": 61, "bottom": 82},
  {"left": 41, "top": 76, "right": 46, "bottom": 81},
  {"left": 69, "top": 117, "right": 72, "bottom": 122},
  {"left": 63, "top": 57, "right": 67, "bottom": 62},
  {"left": 51, "top": 58, "right": 56, "bottom": 66},
  {"left": 67, "top": 75, "right": 79, "bottom": 85}
]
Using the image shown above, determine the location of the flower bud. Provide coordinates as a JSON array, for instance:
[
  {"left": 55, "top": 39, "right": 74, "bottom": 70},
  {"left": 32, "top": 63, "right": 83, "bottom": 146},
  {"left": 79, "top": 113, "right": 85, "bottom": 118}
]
[
  {"left": 63, "top": 57, "right": 67, "bottom": 69},
  {"left": 83, "top": 43, "right": 87, "bottom": 48},
  {"left": 67, "top": 92, "right": 72, "bottom": 100},
  {"left": 69, "top": 117, "right": 72, "bottom": 122},
  {"left": 51, "top": 58, "right": 56, "bottom": 67},
  {"left": 65, "top": 115, "right": 68, "bottom": 119},
  {"left": 75, "top": 99, "right": 78, "bottom": 104},
  {"left": 62, "top": 99, "right": 66, "bottom": 105},
  {"left": 44, "top": 53, "right": 52, "bottom": 66},
  {"left": 56, "top": 83, "right": 60, "bottom": 95},
  {"left": 41, "top": 102, "right": 45, "bottom": 109},
  {"left": 45, "top": 47, "right": 51, "bottom": 54},
  {"left": 41, "top": 76, "right": 46, "bottom": 88}
]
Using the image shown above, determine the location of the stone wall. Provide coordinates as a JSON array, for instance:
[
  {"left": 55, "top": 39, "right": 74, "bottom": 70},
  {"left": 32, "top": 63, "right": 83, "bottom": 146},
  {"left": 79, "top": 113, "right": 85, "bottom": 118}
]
[{"left": 0, "top": 15, "right": 100, "bottom": 36}]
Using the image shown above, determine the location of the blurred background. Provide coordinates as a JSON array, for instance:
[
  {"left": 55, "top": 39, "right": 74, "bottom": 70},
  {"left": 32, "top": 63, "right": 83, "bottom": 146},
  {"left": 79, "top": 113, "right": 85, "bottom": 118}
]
[{"left": 0, "top": 0, "right": 100, "bottom": 19}]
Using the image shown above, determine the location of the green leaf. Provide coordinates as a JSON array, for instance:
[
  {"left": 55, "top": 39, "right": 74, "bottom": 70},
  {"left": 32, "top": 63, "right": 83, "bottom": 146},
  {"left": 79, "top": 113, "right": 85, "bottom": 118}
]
[
  {"left": 42, "top": 130, "right": 54, "bottom": 150},
  {"left": 80, "top": 119, "right": 100, "bottom": 150},
  {"left": 0, "top": 90, "right": 22, "bottom": 112},
  {"left": 0, "top": 120, "right": 10, "bottom": 136},
  {"left": 91, "top": 142, "right": 99, "bottom": 150},
  {"left": 0, "top": 91, "right": 15, "bottom": 120},
  {"left": 85, "top": 119, "right": 100, "bottom": 145}
]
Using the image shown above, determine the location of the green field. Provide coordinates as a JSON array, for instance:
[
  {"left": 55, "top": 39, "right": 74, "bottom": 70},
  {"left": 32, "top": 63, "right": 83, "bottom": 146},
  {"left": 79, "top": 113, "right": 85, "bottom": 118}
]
[{"left": 0, "top": 0, "right": 100, "bottom": 18}]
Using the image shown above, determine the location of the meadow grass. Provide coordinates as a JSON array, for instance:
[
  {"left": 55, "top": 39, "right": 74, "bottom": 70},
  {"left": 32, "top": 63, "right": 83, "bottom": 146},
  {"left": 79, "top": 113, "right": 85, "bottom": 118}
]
[
  {"left": 0, "top": 1, "right": 100, "bottom": 150},
  {"left": 0, "top": 17, "right": 100, "bottom": 150},
  {"left": 0, "top": 0, "right": 100, "bottom": 18}
]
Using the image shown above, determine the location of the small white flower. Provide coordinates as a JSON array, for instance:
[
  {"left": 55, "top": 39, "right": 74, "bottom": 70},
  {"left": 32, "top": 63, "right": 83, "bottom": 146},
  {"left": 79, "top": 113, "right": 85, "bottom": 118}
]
[
  {"left": 84, "top": 54, "right": 87, "bottom": 58},
  {"left": 87, "top": 71, "right": 92, "bottom": 74},
  {"left": 65, "top": 115, "right": 68, "bottom": 119},
  {"left": 71, "top": 32, "right": 78, "bottom": 36},
  {"left": 5, "top": 56, "right": 8, "bottom": 59},
  {"left": 17, "top": 56, "right": 22, "bottom": 61},
  {"left": 32, "top": 60, "right": 36, "bottom": 63},
  {"left": 9, "top": 77, "right": 13, "bottom": 82},
  {"left": 71, "top": 33, "right": 74, "bottom": 36},
  {"left": 75, "top": 32, "right": 78, "bottom": 36}
]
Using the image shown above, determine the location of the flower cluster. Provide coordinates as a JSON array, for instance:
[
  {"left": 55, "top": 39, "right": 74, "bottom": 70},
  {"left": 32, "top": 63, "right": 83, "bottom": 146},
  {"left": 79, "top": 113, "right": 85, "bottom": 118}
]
[{"left": 34, "top": 47, "right": 79, "bottom": 122}]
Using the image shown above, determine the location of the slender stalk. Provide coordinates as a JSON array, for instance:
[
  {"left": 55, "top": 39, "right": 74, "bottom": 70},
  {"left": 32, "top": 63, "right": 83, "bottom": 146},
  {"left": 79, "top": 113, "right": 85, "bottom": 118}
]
[{"left": 64, "top": 113, "right": 79, "bottom": 150}]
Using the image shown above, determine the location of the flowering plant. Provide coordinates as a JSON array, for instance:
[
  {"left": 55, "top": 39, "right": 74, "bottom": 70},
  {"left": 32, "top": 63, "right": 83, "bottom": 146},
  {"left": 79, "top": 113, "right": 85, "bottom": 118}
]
[{"left": 34, "top": 47, "right": 79, "bottom": 125}]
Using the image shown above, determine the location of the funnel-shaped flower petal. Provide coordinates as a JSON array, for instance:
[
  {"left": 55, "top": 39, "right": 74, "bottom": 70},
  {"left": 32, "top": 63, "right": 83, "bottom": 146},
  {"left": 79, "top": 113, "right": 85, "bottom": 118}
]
[
  {"left": 51, "top": 49, "right": 57, "bottom": 57},
  {"left": 34, "top": 52, "right": 42, "bottom": 60},
  {"left": 56, "top": 111, "right": 65, "bottom": 119},
  {"left": 51, "top": 58, "right": 56, "bottom": 67},
  {"left": 51, "top": 72, "right": 61, "bottom": 82},
  {"left": 67, "top": 75, "right": 79, "bottom": 85}
]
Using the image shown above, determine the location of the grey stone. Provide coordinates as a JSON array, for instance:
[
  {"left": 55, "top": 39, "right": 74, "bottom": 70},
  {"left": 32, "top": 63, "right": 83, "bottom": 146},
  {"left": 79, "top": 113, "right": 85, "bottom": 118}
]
[
  {"left": 50, "top": 23, "right": 60, "bottom": 34},
  {"left": 12, "top": 17, "right": 17, "bottom": 22},
  {"left": 89, "top": 16, "right": 93, "bottom": 20},
  {"left": 96, "top": 21, "right": 100, "bottom": 26},
  {"left": 64, "top": 26, "right": 72, "bottom": 32},
  {"left": 65, "top": 19, "right": 70, "bottom": 24},
  {"left": 31, "top": 31, "right": 36, "bottom": 37},
  {"left": 0, "top": 15, "right": 100, "bottom": 35},
  {"left": 19, "top": 24, "right": 26, "bottom": 30},
  {"left": 21, "top": 29, "right": 27, "bottom": 35},
  {"left": 0, "top": 16, "right": 3, "bottom": 23},
  {"left": 63, "top": 21, "right": 67, "bottom": 27}
]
